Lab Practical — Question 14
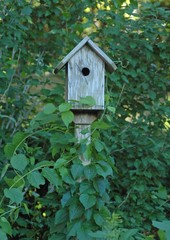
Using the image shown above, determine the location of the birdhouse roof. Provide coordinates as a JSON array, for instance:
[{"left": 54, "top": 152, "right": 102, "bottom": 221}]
[{"left": 54, "top": 36, "right": 117, "bottom": 74}]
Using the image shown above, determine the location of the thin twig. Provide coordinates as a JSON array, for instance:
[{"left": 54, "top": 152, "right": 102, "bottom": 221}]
[{"left": 116, "top": 83, "right": 126, "bottom": 108}]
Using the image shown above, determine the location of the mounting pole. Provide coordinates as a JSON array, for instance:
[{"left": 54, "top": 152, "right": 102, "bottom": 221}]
[{"left": 74, "top": 112, "right": 97, "bottom": 165}]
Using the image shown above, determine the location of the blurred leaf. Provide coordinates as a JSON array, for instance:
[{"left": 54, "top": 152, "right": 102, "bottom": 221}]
[
  {"left": 21, "top": 6, "right": 32, "bottom": 15},
  {"left": 4, "top": 132, "right": 28, "bottom": 159},
  {"left": 92, "top": 120, "right": 111, "bottom": 130},
  {"left": 4, "top": 188, "right": 23, "bottom": 205},
  {"left": 94, "top": 140, "right": 104, "bottom": 152},
  {"left": 61, "top": 111, "right": 74, "bottom": 128},
  {"left": 0, "top": 164, "right": 10, "bottom": 180},
  {"left": 120, "top": 228, "right": 138, "bottom": 240},
  {"left": 0, "top": 230, "right": 7, "bottom": 240},
  {"left": 80, "top": 96, "right": 96, "bottom": 106},
  {"left": 59, "top": 103, "right": 71, "bottom": 112},
  {"left": 27, "top": 171, "right": 45, "bottom": 188},
  {"left": 44, "top": 103, "right": 57, "bottom": 114},
  {"left": 54, "top": 158, "right": 68, "bottom": 169},
  {"left": 55, "top": 209, "right": 68, "bottom": 225},
  {"left": 79, "top": 194, "right": 96, "bottom": 209},
  {"left": 10, "top": 154, "right": 28, "bottom": 172},
  {"left": 0, "top": 217, "right": 12, "bottom": 236},
  {"left": 42, "top": 167, "right": 61, "bottom": 187}
]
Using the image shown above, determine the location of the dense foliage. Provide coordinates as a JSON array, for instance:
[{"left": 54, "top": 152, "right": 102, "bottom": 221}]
[{"left": 0, "top": 0, "right": 170, "bottom": 239}]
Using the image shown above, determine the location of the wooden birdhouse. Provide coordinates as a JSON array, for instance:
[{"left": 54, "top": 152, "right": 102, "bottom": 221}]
[{"left": 54, "top": 36, "right": 117, "bottom": 111}]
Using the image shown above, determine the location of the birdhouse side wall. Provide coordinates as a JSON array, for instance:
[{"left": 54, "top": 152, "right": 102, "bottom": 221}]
[{"left": 67, "top": 45, "right": 105, "bottom": 110}]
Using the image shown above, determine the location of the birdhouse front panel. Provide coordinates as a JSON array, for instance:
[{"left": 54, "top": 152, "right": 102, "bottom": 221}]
[{"left": 67, "top": 45, "right": 105, "bottom": 110}]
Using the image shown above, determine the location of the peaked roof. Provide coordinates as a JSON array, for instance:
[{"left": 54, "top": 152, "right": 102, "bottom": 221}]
[{"left": 54, "top": 36, "right": 117, "bottom": 74}]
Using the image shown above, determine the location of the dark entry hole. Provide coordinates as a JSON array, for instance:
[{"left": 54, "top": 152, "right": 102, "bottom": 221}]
[{"left": 82, "top": 67, "right": 90, "bottom": 76}]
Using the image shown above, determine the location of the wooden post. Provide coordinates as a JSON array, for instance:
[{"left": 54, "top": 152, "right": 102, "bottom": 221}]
[{"left": 74, "top": 112, "right": 97, "bottom": 165}]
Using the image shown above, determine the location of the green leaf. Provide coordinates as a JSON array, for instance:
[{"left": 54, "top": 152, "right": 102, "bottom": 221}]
[
  {"left": 59, "top": 167, "right": 75, "bottom": 185},
  {"left": 4, "top": 175, "right": 25, "bottom": 188},
  {"left": 77, "top": 224, "right": 92, "bottom": 240},
  {"left": 4, "top": 188, "right": 23, "bottom": 205},
  {"left": 27, "top": 171, "right": 45, "bottom": 188},
  {"left": 79, "top": 182, "right": 95, "bottom": 194},
  {"left": 79, "top": 194, "right": 96, "bottom": 209},
  {"left": 42, "top": 167, "right": 61, "bottom": 187},
  {"left": 54, "top": 158, "right": 68, "bottom": 169},
  {"left": 0, "top": 230, "right": 7, "bottom": 240},
  {"left": 61, "top": 111, "right": 74, "bottom": 128},
  {"left": 152, "top": 220, "right": 170, "bottom": 230},
  {"left": 107, "top": 106, "right": 116, "bottom": 114},
  {"left": 69, "top": 204, "right": 83, "bottom": 221},
  {"left": 156, "top": 186, "right": 168, "bottom": 200},
  {"left": 61, "top": 191, "right": 71, "bottom": 207},
  {"left": 67, "top": 221, "right": 82, "bottom": 237},
  {"left": 4, "top": 144, "right": 16, "bottom": 159},
  {"left": 120, "top": 229, "right": 138, "bottom": 240},
  {"left": 71, "top": 163, "right": 84, "bottom": 179},
  {"left": 93, "top": 178, "right": 109, "bottom": 196},
  {"left": 158, "top": 230, "right": 166, "bottom": 240},
  {"left": 92, "top": 120, "right": 111, "bottom": 130},
  {"left": 23, "top": 203, "right": 29, "bottom": 215},
  {"left": 80, "top": 96, "right": 96, "bottom": 106},
  {"left": 4, "top": 132, "right": 28, "bottom": 159},
  {"left": 32, "top": 112, "right": 57, "bottom": 124},
  {"left": 93, "top": 213, "right": 105, "bottom": 226},
  {"left": 49, "top": 234, "right": 65, "bottom": 240},
  {"left": 59, "top": 102, "right": 71, "bottom": 112},
  {"left": 85, "top": 208, "right": 93, "bottom": 221},
  {"left": 0, "top": 164, "right": 10, "bottom": 180},
  {"left": 94, "top": 140, "right": 104, "bottom": 152},
  {"left": 84, "top": 165, "right": 96, "bottom": 180},
  {"left": 88, "top": 230, "right": 107, "bottom": 238},
  {"left": 44, "top": 103, "right": 57, "bottom": 114},
  {"left": 0, "top": 217, "right": 12, "bottom": 236},
  {"left": 21, "top": 6, "right": 32, "bottom": 16},
  {"left": 96, "top": 161, "right": 113, "bottom": 178},
  {"left": 55, "top": 209, "right": 68, "bottom": 225},
  {"left": 13, "top": 132, "right": 28, "bottom": 146},
  {"left": 35, "top": 160, "right": 53, "bottom": 168},
  {"left": 10, "top": 154, "right": 28, "bottom": 172},
  {"left": 50, "top": 133, "right": 75, "bottom": 145},
  {"left": 152, "top": 220, "right": 170, "bottom": 239}
]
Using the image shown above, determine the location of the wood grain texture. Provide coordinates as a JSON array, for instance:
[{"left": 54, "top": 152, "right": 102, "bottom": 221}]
[
  {"left": 54, "top": 36, "right": 117, "bottom": 74},
  {"left": 74, "top": 112, "right": 97, "bottom": 165},
  {"left": 67, "top": 45, "right": 105, "bottom": 110}
]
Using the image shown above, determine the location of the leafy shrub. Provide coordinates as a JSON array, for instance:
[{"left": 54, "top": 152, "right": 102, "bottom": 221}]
[{"left": 0, "top": 0, "right": 169, "bottom": 239}]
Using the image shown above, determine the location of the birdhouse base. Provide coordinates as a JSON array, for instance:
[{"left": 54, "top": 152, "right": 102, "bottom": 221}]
[{"left": 74, "top": 112, "right": 98, "bottom": 165}]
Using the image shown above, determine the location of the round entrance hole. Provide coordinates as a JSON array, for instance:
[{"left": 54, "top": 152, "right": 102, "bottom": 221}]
[{"left": 82, "top": 67, "right": 90, "bottom": 76}]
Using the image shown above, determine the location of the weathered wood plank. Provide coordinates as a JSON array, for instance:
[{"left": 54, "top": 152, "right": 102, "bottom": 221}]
[
  {"left": 67, "top": 45, "right": 105, "bottom": 110},
  {"left": 87, "top": 39, "right": 117, "bottom": 72},
  {"left": 54, "top": 36, "right": 89, "bottom": 73},
  {"left": 54, "top": 36, "right": 117, "bottom": 74}
]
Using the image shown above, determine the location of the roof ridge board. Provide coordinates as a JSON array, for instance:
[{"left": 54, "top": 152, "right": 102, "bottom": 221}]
[
  {"left": 87, "top": 39, "right": 117, "bottom": 72},
  {"left": 54, "top": 36, "right": 89, "bottom": 73},
  {"left": 54, "top": 36, "right": 117, "bottom": 74}
]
